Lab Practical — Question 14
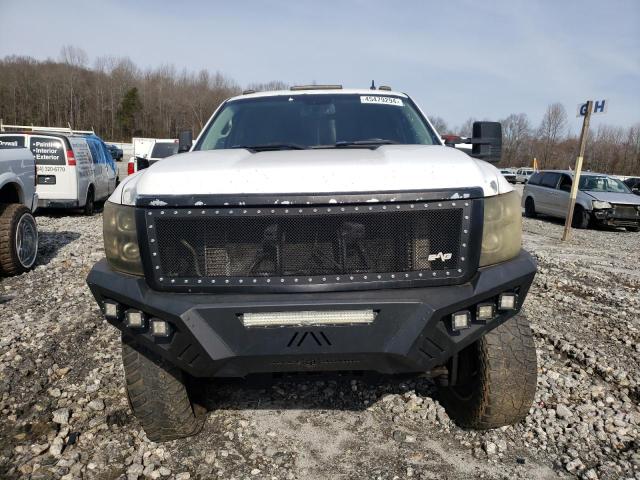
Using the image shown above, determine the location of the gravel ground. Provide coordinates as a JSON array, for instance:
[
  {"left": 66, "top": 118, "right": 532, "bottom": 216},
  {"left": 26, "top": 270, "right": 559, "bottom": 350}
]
[{"left": 1, "top": 204, "right": 639, "bottom": 480}]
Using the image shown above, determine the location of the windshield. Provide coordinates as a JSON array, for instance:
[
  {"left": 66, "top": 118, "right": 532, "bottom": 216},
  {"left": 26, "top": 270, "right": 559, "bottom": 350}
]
[
  {"left": 196, "top": 93, "right": 440, "bottom": 150},
  {"left": 150, "top": 142, "right": 178, "bottom": 158},
  {"left": 578, "top": 175, "right": 631, "bottom": 193}
]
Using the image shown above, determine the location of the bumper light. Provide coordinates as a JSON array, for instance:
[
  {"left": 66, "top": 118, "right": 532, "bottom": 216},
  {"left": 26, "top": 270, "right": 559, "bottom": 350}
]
[
  {"left": 241, "top": 310, "right": 376, "bottom": 328},
  {"left": 476, "top": 303, "right": 496, "bottom": 321},
  {"left": 125, "top": 309, "right": 146, "bottom": 329},
  {"left": 498, "top": 293, "right": 518, "bottom": 310},
  {"left": 103, "top": 300, "right": 121, "bottom": 320},
  {"left": 451, "top": 311, "right": 471, "bottom": 331},
  {"left": 150, "top": 319, "right": 172, "bottom": 337}
]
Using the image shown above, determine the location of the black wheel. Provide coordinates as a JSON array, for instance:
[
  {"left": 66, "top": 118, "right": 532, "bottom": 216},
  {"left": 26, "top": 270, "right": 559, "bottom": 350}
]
[
  {"left": 83, "top": 188, "right": 95, "bottom": 216},
  {"left": 571, "top": 205, "right": 590, "bottom": 229},
  {"left": 524, "top": 197, "right": 536, "bottom": 218},
  {"left": 0, "top": 204, "right": 38, "bottom": 276},
  {"left": 627, "top": 225, "right": 640, "bottom": 232},
  {"left": 437, "top": 315, "right": 537, "bottom": 429},
  {"left": 122, "top": 335, "right": 203, "bottom": 442}
]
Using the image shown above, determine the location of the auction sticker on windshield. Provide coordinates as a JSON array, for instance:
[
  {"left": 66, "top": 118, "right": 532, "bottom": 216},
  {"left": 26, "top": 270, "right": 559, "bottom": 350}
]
[{"left": 360, "top": 96, "right": 403, "bottom": 106}]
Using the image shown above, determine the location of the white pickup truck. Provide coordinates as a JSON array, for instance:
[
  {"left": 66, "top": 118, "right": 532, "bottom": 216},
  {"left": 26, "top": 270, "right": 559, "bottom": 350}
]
[
  {"left": 88, "top": 86, "right": 537, "bottom": 441},
  {"left": 0, "top": 147, "right": 39, "bottom": 275}
]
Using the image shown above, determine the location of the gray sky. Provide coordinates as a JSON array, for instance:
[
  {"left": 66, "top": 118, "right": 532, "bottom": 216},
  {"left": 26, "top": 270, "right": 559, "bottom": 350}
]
[{"left": 1, "top": 0, "right": 638, "bottom": 132}]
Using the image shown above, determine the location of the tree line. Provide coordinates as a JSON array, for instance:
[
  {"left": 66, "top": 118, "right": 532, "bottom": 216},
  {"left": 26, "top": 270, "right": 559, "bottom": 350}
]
[
  {"left": 431, "top": 103, "right": 640, "bottom": 176},
  {"left": 0, "top": 47, "right": 638, "bottom": 175}
]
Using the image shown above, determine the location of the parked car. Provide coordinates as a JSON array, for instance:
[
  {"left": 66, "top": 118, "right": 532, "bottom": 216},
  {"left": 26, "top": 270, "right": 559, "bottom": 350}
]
[
  {"left": 522, "top": 170, "right": 640, "bottom": 231},
  {"left": 88, "top": 85, "right": 538, "bottom": 441},
  {"left": 107, "top": 144, "right": 123, "bottom": 161},
  {"left": 0, "top": 147, "right": 39, "bottom": 275},
  {"left": 515, "top": 167, "right": 535, "bottom": 183},
  {"left": 500, "top": 168, "right": 516, "bottom": 183},
  {"left": 127, "top": 139, "right": 179, "bottom": 175},
  {"left": 623, "top": 176, "right": 640, "bottom": 195},
  {"left": 0, "top": 126, "right": 118, "bottom": 215}
]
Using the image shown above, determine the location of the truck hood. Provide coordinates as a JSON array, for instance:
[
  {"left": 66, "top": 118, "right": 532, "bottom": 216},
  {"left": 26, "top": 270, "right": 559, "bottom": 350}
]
[
  {"left": 113, "top": 145, "right": 511, "bottom": 205},
  {"left": 583, "top": 190, "right": 640, "bottom": 206}
]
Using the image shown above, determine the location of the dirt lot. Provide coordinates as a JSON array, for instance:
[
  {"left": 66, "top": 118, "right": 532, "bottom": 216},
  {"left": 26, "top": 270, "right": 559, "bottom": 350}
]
[{"left": 1, "top": 199, "right": 639, "bottom": 479}]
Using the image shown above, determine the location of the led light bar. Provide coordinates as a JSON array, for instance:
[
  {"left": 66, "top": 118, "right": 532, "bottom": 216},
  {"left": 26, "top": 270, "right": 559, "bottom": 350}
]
[{"left": 241, "top": 310, "right": 376, "bottom": 328}]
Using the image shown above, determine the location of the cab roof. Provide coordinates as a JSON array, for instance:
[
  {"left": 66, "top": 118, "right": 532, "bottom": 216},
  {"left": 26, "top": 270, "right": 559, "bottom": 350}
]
[{"left": 227, "top": 88, "right": 409, "bottom": 103}]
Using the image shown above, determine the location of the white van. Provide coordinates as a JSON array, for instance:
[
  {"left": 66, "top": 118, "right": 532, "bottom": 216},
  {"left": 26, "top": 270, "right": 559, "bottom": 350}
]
[
  {"left": 127, "top": 138, "right": 179, "bottom": 174},
  {"left": 0, "top": 126, "right": 118, "bottom": 215}
]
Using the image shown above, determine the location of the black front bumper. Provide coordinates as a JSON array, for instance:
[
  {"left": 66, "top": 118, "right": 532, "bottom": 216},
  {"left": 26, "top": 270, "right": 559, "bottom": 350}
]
[{"left": 87, "top": 250, "right": 537, "bottom": 377}]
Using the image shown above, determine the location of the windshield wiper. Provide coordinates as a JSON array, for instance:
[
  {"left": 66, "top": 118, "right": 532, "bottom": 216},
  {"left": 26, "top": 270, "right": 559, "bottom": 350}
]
[
  {"left": 333, "top": 138, "right": 399, "bottom": 148},
  {"left": 232, "top": 143, "right": 307, "bottom": 152}
]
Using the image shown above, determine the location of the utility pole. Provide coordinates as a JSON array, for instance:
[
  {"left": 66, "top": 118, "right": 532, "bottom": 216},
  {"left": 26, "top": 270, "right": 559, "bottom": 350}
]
[{"left": 561, "top": 100, "right": 593, "bottom": 241}]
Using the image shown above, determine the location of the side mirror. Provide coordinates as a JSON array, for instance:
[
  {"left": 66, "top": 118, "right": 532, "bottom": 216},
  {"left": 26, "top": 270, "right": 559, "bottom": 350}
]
[
  {"left": 470, "top": 121, "right": 502, "bottom": 163},
  {"left": 178, "top": 130, "right": 193, "bottom": 153}
]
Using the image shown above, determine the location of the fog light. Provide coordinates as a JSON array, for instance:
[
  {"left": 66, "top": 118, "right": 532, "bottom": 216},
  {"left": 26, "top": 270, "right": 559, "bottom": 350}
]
[
  {"left": 476, "top": 303, "right": 496, "bottom": 322},
  {"left": 103, "top": 300, "right": 121, "bottom": 320},
  {"left": 150, "top": 319, "right": 172, "bottom": 337},
  {"left": 125, "top": 309, "right": 146, "bottom": 329},
  {"left": 451, "top": 311, "right": 471, "bottom": 331},
  {"left": 499, "top": 293, "right": 518, "bottom": 310}
]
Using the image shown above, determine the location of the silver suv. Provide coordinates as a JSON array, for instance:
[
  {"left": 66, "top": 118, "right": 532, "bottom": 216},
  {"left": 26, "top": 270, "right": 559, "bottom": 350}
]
[{"left": 522, "top": 170, "right": 640, "bottom": 231}]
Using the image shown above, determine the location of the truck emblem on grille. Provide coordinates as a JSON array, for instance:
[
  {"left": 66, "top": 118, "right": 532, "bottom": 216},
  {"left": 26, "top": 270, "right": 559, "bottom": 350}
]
[{"left": 428, "top": 252, "right": 452, "bottom": 262}]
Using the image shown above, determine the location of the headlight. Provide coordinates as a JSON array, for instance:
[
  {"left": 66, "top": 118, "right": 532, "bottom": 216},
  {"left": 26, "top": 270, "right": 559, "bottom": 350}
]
[
  {"left": 592, "top": 200, "right": 612, "bottom": 209},
  {"left": 103, "top": 201, "right": 143, "bottom": 275},
  {"left": 479, "top": 190, "right": 522, "bottom": 267}
]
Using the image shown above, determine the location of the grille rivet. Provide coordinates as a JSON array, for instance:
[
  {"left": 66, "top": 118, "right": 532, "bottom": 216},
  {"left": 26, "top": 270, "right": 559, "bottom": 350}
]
[
  {"left": 229, "top": 210, "right": 234, "bottom": 214},
  {"left": 253, "top": 279, "right": 257, "bottom": 283},
  {"left": 465, "top": 215, "right": 469, "bottom": 220},
  {"left": 155, "top": 266, "right": 159, "bottom": 270},
  {"left": 184, "top": 279, "right": 188, "bottom": 283},
  {"left": 336, "top": 276, "right": 340, "bottom": 281},
  {"left": 364, "top": 275, "right": 368, "bottom": 279},
  {"left": 197, "top": 279, "right": 202, "bottom": 283},
  {"left": 355, "top": 207, "right": 359, "bottom": 211},
  {"left": 243, "top": 210, "right": 247, "bottom": 214},
  {"left": 160, "top": 211, "right": 165, "bottom": 215},
  {"left": 148, "top": 212, "right": 152, "bottom": 216},
  {"left": 149, "top": 225, "right": 153, "bottom": 229},
  {"left": 159, "top": 277, "right": 164, "bottom": 281},
  {"left": 152, "top": 252, "right": 157, "bottom": 256},
  {"left": 299, "top": 209, "right": 303, "bottom": 213},
  {"left": 446, "top": 271, "right": 450, "bottom": 276},
  {"left": 464, "top": 229, "right": 468, "bottom": 234},
  {"left": 452, "top": 202, "right": 456, "bottom": 206},
  {"left": 271, "top": 210, "right": 275, "bottom": 213},
  {"left": 322, "top": 277, "right": 326, "bottom": 281},
  {"left": 267, "top": 279, "right": 271, "bottom": 283},
  {"left": 405, "top": 273, "right": 409, "bottom": 277},
  {"left": 171, "top": 279, "right": 175, "bottom": 283},
  {"left": 313, "top": 208, "right": 318, "bottom": 213},
  {"left": 294, "top": 278, "right": 299, "bottom": 282},
  {"left": 382, "top": 206, "right": 387, "bottom": 210},
  {"left": 188, "top": 210, "right": 192, "bottom": 214},
  {"left": 465, "top": 203, "right": 469, "bottom": 206},
  {"left": 377, "top": 275, "right": 381, "bottom": 279},
  {"left": 410, "top": 204, "right": 414, "bottom": 209},
  {"left": 215, "top": 210, "right": 219, "bottom": 214},
  {"left": 424, "top": 204, "right": 428, "bottom": 207},
  {"left": 438, "top": 203, "right": 442, "bottom": 207},
  {"left": 225, "top": 279, "right": 229, "bottom": 283},
  {"left": 308, "top": 278, "right": 313, "bottom": 282},
  {"left": 212, "top": 279, "right": 216, "bottom": 283},
  {"left": 174, "top": 211, "right": 178, "bottom": 214},
  {"left": 432, "top": 272, "right": 436, "bottom": 276},
  {"left": 349, "top": 276, "right": 354, "bottom": 280},
  {"left": 461, "top": 257, "right": 465, "bottom": 261},
  {"left": 369, "top": 206, "right": 373, "bottom": 210},
  {"left": 239, "top": 279, "right": 243, "bottom": 283},
  {"left": 280, "top": 279, "right": 285, "bottom": 283},
  {"left": 201, "top": 210, "right": 205, "bottom": 214},
  {"left": 396, "top": 205, "right": 400, "bottom": 209},
  {"left": 462, "top": 243, "right": 467, "bottom": 247},
  {"left": 327, "top": 208, "right": 331, "bottom": 212},
  {"left": 341, "top": 208, "right": 345, "bottom": 212},
  {"left": 285, "top": 209, "right": 289, "bottom": 213},
  {"left": 458, "top": 269, "right": 462, "bottom": 273},
  {"left": 150, "top": 239, "right": 155, "bottom": 243},
  {"left": 257, "top": 210, "right": 261, "bottom": 214},
  {"left": 419, "top": 273, "right": 423, "bottom": 277}
]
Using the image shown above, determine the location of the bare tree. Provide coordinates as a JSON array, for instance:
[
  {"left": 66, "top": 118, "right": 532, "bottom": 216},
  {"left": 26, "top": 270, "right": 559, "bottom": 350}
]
[
  {"left": 428, "top": 116, "right": 448, "bottom": 134},
  {"left": 500, "top": 113, "right": 531, "bottom": 166},
  {"left": 537, "top": 102, "right": 568, "bottom": 168}
]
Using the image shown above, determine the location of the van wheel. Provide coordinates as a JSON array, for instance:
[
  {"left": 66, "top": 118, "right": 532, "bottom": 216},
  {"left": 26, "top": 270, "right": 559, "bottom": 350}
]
[
  {"left": 571, "top": 205, "right": 590, "bottom": 229},
  {"left": 437, "top": 315, "right": 537, "bottom": 429},
  {"left": 122, "top": 335, "right": 204, "bottom": 442},
  {"left": 0, "top": 204, "right": 39, "bottom": 276},
  {"left": 83, "top": 189, "right": 95, "bottom": 216},
  {"left": 524, "top": 197, "right": 536, "bottom": 218}
]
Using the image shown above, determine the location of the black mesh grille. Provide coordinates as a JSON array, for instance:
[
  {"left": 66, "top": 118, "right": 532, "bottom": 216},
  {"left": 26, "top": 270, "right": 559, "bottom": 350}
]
[{"left": 143, "top": 200, "right": 474, "bottom": 289}]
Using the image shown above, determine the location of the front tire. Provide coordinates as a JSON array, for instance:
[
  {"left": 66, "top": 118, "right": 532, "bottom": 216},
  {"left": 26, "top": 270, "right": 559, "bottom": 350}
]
[
  {"left": 524, "top": 197, "right": 536, "bottom": 218},
  {"left": 438, "top": 315, "right": 537, "bottom": 429},
  {"left": 122, "top": 335, "right": 203, "bottom": 442},
  {"left": 571, "top": 205, "right": 590, "bottom": 229},
  {"left": 83, "top": 189, "right": 95, "bottom": 216},
  {"left": 0, "top": 204, "right": 38, "bottom": 276}
]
